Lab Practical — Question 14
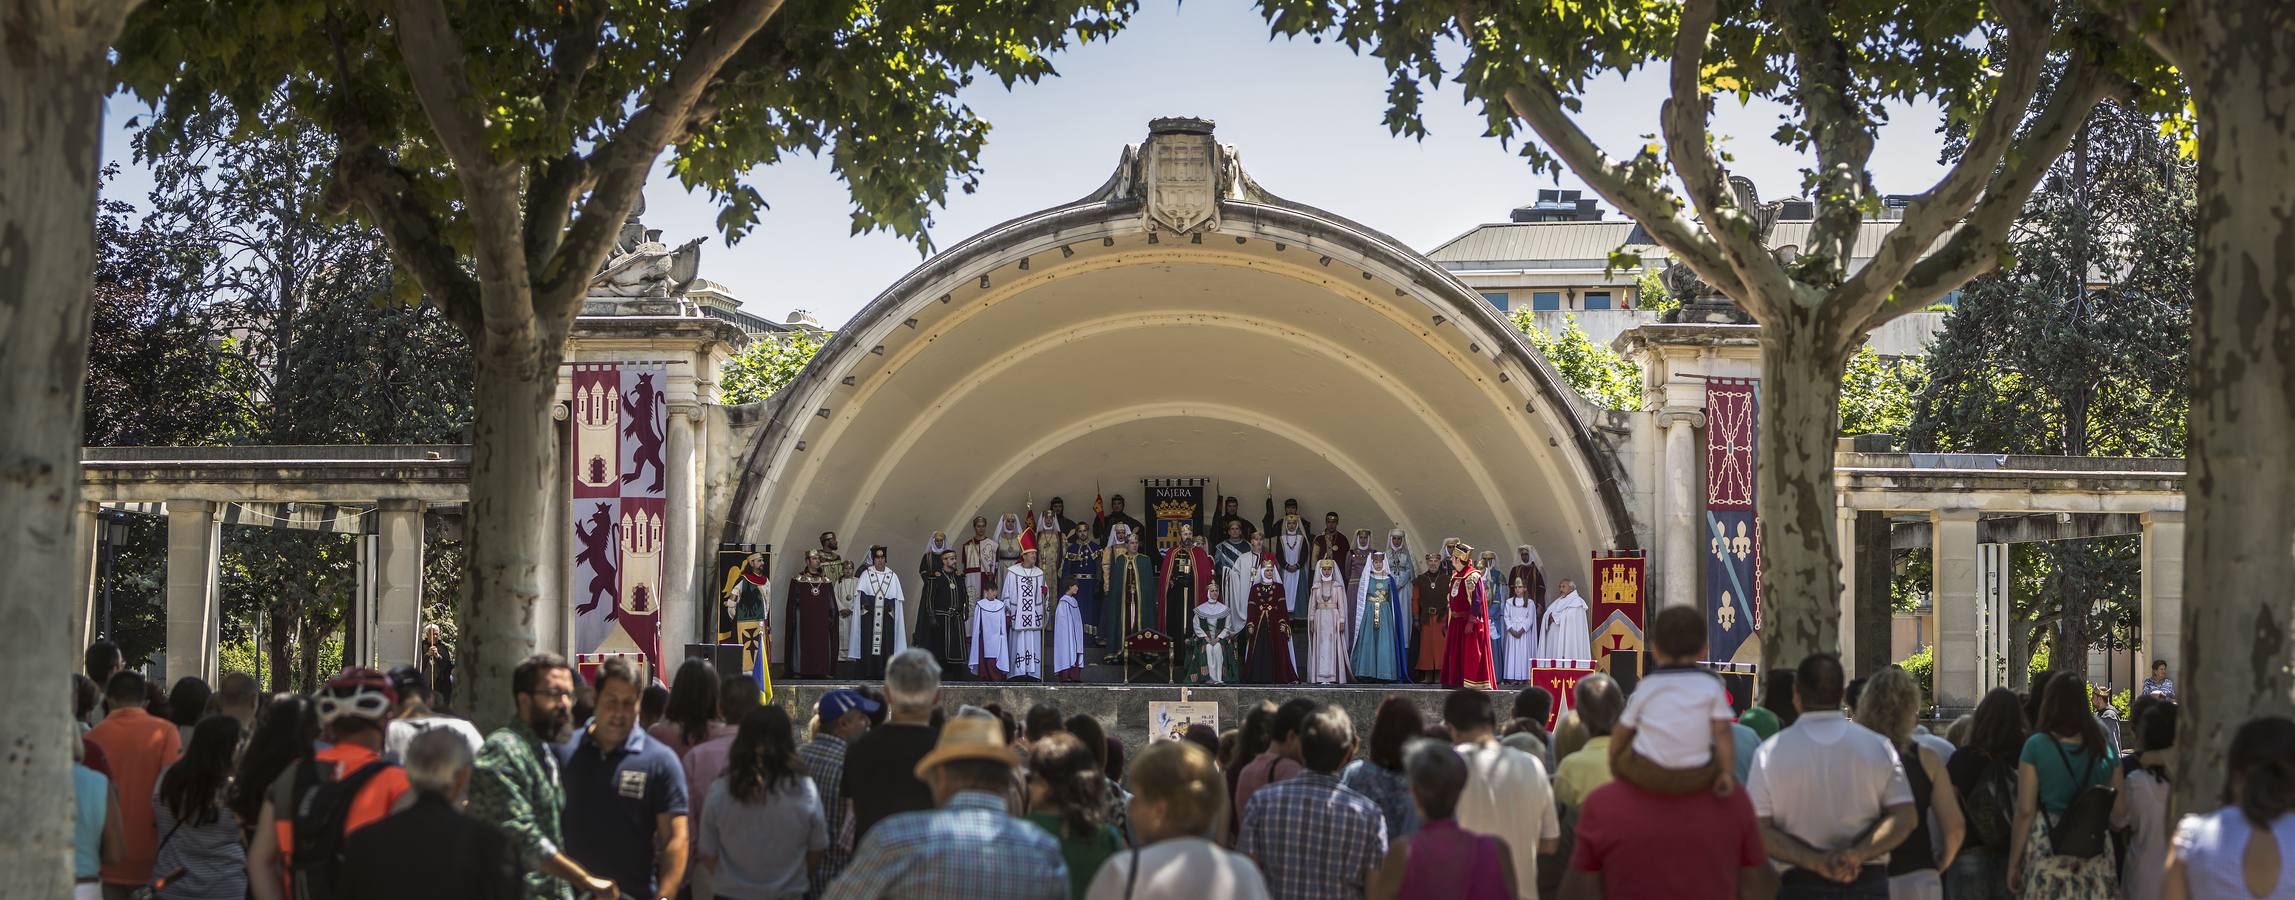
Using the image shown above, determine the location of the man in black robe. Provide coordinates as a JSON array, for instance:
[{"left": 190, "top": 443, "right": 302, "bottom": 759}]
[
  {"left": 1096, "top": 494, "right": 1145, "bottom": 547},
  {"left": 914, "top": 548, "right": 968, "bottom": 679},
  {"left": 1043, "top": 497, "right": 1080, "bottom": 535},
  {"left": 1210, "top": 496, "right": 1257, "bottom": 543}
]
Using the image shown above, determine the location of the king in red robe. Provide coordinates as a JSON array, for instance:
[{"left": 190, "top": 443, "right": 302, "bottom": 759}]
[
  {"left": 1439, "top": 542, "right": 1496, "bottom": 690},
  {"left": 785, "top": 550, "right": 838, "bottom": 678}
]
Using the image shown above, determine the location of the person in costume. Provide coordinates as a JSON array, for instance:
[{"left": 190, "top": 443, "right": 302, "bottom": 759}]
[
  {"left": 817, "top": 531, "right": 856, "bottom": 646},
  {"left": 1271, "top": 515, "right": 1311, "bottom": 615},
  {"left": 1213, "top": 520, "right": 1253, "bottom": 601},
  {"left": 1060, "top": 520, "right": 1104, "bottom": 647},
  {"left": 961, "top": 516, "right": 997, "bottom": 604},
  {"left": 1051, "top": 583, "right": 1086, "bottom": 683},
  {"left": 1499, "top": 577, "right": 1539, "bottom": 684},
  {"left": 968, "top": 581, "right": 1010, "bottom": 681},
  {"left": 1223, "top": 535, "right": 1265, "bottom": 628},
  {"left": 785, "top": 550, "right": 837, "bottom": 678},
  {"left": 1043, "top": 496, "right": 1080, "bottom": 534},
  {"left": 1002, "top": 548, "right": 1050, "bottom": 680},
  {"left": 1540, "top": 578, "right": 1593, "bottom": 662},
  {"left": 1032, "top": 508, "right": 1065, "bottom": 594},
  {"left": 1095, "top": 494, "right": 1145, "bottom": 547},
  {"left": 1383, "top": 532, "right": 1418, "bottom": 661},
  {"left": 1210, "top": 496, "right": 1257, "bottom": 543},
  {"left": 1480, "top": 548, "right": 1506, "bottom": 669},
  {"left": 721, "top": 550, "right": 771, "bottom": 687},
  {"left": 1304, "top": 560, "right": 1351, "bottom": 685},
  {"left": 1157, "top": 530, "right": 1215, "bottom": 645},
  {"left": 1351, "top": 551, "right": 1405, "bottom": 683},
  {"left": 915, "top": 548, "right": 969, "bottom": 679},
  {"left": 1509, "top": 544, "right": 1547, "bottom": 620},
  {"left": 993, "top": 513, "right": 1026, "bottom": 576},
  {"left": 848, "top": 546, "right": 908, "bottom": 678},
  {"left": 1240, "top": 563, "right": 1298, "bottom": 684},
  {"left": 1438, "top": 542, "right": 1496, "bottom": 690},
  {"left": 1411, "top": 552, "right": 1447, "bottom": 681},
  {"left": 1185, "top": 583, "right": 1235, "bottom": 685},
  {"left": 1312, "top": 513, "right": 1353, "bottom": 585},
  {"left": 1101, "top": 526, "right": 1156, "bottom": 658}
]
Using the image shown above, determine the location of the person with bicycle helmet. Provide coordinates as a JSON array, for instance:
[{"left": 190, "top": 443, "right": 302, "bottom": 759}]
[{"left": 246, "top": 667, "right": 413, "bottom": 900}]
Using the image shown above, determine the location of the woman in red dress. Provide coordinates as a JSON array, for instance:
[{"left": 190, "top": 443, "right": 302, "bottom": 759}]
[{"left": 1438, "top": 542, "right": 1496, "bottom": 689}]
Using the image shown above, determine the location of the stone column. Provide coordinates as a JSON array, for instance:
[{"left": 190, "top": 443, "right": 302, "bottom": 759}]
[
  {"left": 165, "top": 499, "right": 222, "bottom": 685},
  {"left": 2139, "top": 510, "right": 2184, "bottom": 681},
  {"left": 73, "top": 500, "right": 99, "bottom": 651},
  {"left": 1931, "top": 509, "right": 1982, "bottom": 711},
  {"left": 1657, "top": 408, "right": 1704, "bottom": 610},
  {"left": 1836, "top": 504, "right": 1858, "bottom": 673},
  {"left": 372, "top": 499, "right": 426, "bottom": 669},
  {"left": 664, "top": 405, "right": 700, "bottom": 660}
]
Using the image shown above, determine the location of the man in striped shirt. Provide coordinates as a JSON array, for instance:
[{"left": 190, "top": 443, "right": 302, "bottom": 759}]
[
  {"left": 1238, "top": 704, "right": 1389, "bottom": 900},
  {"left": 800, "top": 690, "right": 877, "bottom": 897}
]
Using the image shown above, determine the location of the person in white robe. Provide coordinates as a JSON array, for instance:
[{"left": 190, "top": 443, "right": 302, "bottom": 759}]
[
  {"left": 1539, "top": 578, "right": 1593, "bottom": 662},
  {"left": 847, "top": 547, "right": 909, "bottom": 678},
  {"left": 1002, "top": 549, "right": 1050, "bottom": 679},
  {"left": 1223, "top": 536, "right": 1264, "bottom": 630},
  {"left": 1189, "top": 589, "right": 1234, "bottom": 685},
  {"left": 967, "top": 583, "right": 1010, "bottom": 680},
  {"left": 1051, "top": 583, "right": 1086, "bottom": 682},
  {"left": 1481, "top": 549, "right": 1506, "bottom": 669},
  {"left": 961, "top": 516, "right": 998, "bottom": 604},
  {"left": 1499, "top": 577, "right": 1539, "bottom": 683},
  {"left": 1273, "top": 518, "right": 1310, "bottom": 616},
  {"left": 994, "top": 513, "right": 1026, "bottom": 575},
  {"left": 1305, "top": 561, "right": 1350, "bottom": 684}
]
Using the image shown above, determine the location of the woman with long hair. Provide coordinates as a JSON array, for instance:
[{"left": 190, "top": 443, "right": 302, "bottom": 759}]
[
  {"left": 698, "top": 706, "right": 825, "bottom": 900},
  {"left": 1343, "top": 696, "right": 1427, "bottom": 840},
  {"left": 153, "top": 716, "right": 247, "bottom": 899},
  {"left": 2009, "top": 676, "right": 2125, "bottom": 898},
  {"left": 1025, "top": 732, "right": 1125, "bottom": 899},
  {"left": 165, "top": 677, "right": 211, "bottom": 748},
  {"left": 2161, "top": 715, "right": 2295, "bottom": 900},
  {"left": 230, "top": 695, "right": 316, "bottom": 845},
  {"left": 1946, "top": 687, "right": 2030, "bottom": 899},
  {"left": 2119, "top": 702, "right": 2177, "bottom": 900},
  {"left": 650, "top": 657, "right": 726, "bottom": 757},
  {"left": 1226, "top": 701, "right": 1277, "bottom": 840},
  {"left": 1859, "top": 667, "right": 1965, "bottom": 899}
]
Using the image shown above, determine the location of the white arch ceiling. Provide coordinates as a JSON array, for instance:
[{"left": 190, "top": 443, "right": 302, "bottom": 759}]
[{"left": 723, "top": 175, "right": 1637, "bottom": 592}]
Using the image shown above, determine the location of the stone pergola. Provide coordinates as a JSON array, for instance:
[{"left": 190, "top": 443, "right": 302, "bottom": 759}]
[{"left": 72, "top": 445, "right": 468, "bottom": 683}]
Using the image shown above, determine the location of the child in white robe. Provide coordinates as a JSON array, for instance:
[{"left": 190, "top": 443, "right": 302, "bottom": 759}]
[
  {"left": 1051, "top": 583, "right": 1086, "bottom": 682},
  {"left": 1499, "top": 577, "right": 1539, "bottom": 683},
  {"left": 968, "top": 584, "right": 1009, "bottom": 681}
]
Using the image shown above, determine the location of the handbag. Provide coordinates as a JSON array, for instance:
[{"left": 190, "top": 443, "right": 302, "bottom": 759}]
[
  {"left": 129, "top": 819, "right": 187, "bottom": 900},
  {"left": 2041, "top": 739, "right": 2117, "bottom": 859}
]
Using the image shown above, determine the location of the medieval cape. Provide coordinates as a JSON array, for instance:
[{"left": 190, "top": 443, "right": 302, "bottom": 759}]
[
  {"left": 1186, "top": 599, "right": 1235, "bottom": 685},
  {"left": 1384, "top": 534, "right": 1417, "bottom": 644},
  {"left": 1102, "top": 530, "right": 1157, "bottom": 650},
  {"left": 1440, "top": 562, "right": 1496, "bottom": 690},
  {"left": 1158, "top": 543, "right": 1216, "bottom": 644},
  {"left": 1351, "top": 553, "right": 1406, "bottom": 683},
  {"left": 1509, "top": 544, "right": 1548, "bottom": 619},
  {"left": 1241, "top": 576, "right": 1299, "bottom": 684},
  {"left": 1540, "top": 589, "right": 1593, "bottom": 662},
  {"left": 1482, "top": 557, "right": 1507, "bottom": 675},
  {"left": 1214, "top": 538, "right": 1256, "bottom": 616},
  {"left": 1051, "top": 592, "right": 1086, "bottom": 682},
  {"left": 1313, "top": 527, "right": 1355, "bottom": 594},
  {"left": 968, "top": 597, "right": 1009, "bottom": 681},
  {"left": 847, "top": 565, "right": 908, "bottom": 679},
  {"left": 1060, "top": 531, "right": 1104, "bottom": 646},
  {"left": 961, "top": 530, "right": 997, "bottom": 605},
  {"left": 1003, "top": 562, "right": 1049, "bottom": 679},
  {"left": 1499, "top": 595, "right": 1539, "bottom": 683},
  {"left": 1272, "top": 515, "right": 1310, "bottom": 607},
  {"left": 993, "top": 515, "right": 1027, "bottom": 576},
  {"left": 1304, "top": 566, "right": 1351, "bottom": 685},
  {"left": 786, "top": 573, "right": 837, "bottom": 678},
  {"left": 1412, "top": 565, "right": 1448, "bottom": 674},
  {"left": 914, "top": 552, "right": 968, "bottom": 677}
]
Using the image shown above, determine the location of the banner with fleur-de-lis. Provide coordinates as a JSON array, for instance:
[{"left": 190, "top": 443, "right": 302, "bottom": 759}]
[
  {"left": 570, "top": 362, "right": 670, "bottom": 681},
  {"left": 1704, "top": 377, "right": 1759, "bottom": 662}
]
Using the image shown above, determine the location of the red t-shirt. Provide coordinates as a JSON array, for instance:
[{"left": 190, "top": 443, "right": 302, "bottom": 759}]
[{"left": 1570, "top": 779, "right": 1764, "bottom": 898}]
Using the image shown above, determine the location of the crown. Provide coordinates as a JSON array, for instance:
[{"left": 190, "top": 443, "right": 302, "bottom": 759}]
[{"left": 1152, "top": 499, "right": 1194, "bottom": 518}]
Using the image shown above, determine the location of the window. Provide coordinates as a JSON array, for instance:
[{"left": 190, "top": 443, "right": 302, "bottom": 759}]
[
  {"left": 1479, "top": 291, "right": 1510, "bottom": 310},
  {"left": 1531, "top": 291, "right": 1562, "bottom": 311},
  {"left": 1583, "top": 291, "right": 1613, "bottom": 310}
]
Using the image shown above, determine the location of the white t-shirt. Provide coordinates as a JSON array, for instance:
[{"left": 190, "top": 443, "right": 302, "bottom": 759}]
[
  {"left": 1745, "top": 711, "right": 1913, "bottom": 865},
  {"left": 1455, "top": 740, "right": 1561, "bottom": 899},
  {"left": 2171, "top": 807, "right": 2295, "bottom": 899},
  {"left": 1085, "top": 837, "right": 1270, "bottom": 900},
  {"left": 1618, "top": 668, "right": 1734, "bottom": 768}
]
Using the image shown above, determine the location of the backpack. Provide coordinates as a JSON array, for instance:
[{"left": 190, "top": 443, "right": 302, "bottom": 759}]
[
  {"left": 287, "top": 755, "right": 398, "bottom": 900},
  {"left": 2041, "top": 740, "right": 2117, "bottom": 859},
  {"left": 1964, "top": 755, "right": 2018, "bottom": 850}
]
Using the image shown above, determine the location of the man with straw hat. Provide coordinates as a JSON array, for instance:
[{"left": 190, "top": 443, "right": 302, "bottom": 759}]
[{"left": 825, "top": 711, "right": 1069, "bottom": 899}]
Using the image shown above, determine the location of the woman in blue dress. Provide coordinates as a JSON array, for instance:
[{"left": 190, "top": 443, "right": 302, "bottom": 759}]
[{"left": 1351, "top": 551, "right": 1406, "bottom": 682}]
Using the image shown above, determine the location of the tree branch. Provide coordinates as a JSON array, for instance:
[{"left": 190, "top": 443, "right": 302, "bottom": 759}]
[
  {"left": 1776, "top": 0, "right": 1875, "bottom": 290},
  {"left": 1496, "top": 80, "right": 1746, "bottom": 302},
  {"left": 535, "top": 0, "right": 788, "bottom": 316},
  {"left": 1881, "top": 56, "right": 2112, "bottom": 319},
  {"left": 389, "top": 0, "right": 494, "bottom": 167},
  {"left": 1660, "top": 0, "right": 1797, "bottom": 321},
  {"left": 1836, "top": 0, "right": 2052, "bottom": 320},
  {"left": 331, "top": 149, "right": 482, "bottom": 335},
  {"left": 392, "top": 0, "right": 531, "bottom": 331}
]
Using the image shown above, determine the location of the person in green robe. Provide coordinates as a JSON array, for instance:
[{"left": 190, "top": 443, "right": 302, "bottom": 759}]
[
  {"left": 1100, "top": 526, "right": 1157, "bottom": 662},
  {"left": 1184, "top": 582, "right": 1236, "bottom": 684}
]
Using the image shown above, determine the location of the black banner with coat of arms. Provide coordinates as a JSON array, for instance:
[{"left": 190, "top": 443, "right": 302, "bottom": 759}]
[{"left": 1142, "top": 477, "right": 1208, "bottom": 556}]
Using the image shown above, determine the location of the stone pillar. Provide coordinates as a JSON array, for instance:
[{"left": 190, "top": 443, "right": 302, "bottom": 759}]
[
  {"left": 165, "top": 499, "right": 222, "bottom": 685},
  {"left": 2139, "top": 510, "right": 2184, "bottom": 681},
  {"left": 373, "top": 499, "right": 426, "bottom": 669},
  {"left": 664, "top": 405, "right": 700, "bottom": 660},
  {"left": 1931, "top": 509, "right": 1982, "bottom": 711},
  {"left": 73, "top": 500, "right": 99, "bottom": 651},
  {"left": 1657, "top": 408, "right": 1704, "bottom": 610},
  {"left": 1855, "top": 512, "right": 1895, "bottom": 677},
  {"left": 1978, "top": 542, "right": 2012, "bottom": 692},
  {"left": 1836, "top": 504, "right": 1858, "bottom": 673}
]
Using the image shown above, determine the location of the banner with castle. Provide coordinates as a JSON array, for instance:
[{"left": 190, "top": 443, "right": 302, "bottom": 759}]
[{"left": 569, "top": 361, "right": 671, "bottom": 679}]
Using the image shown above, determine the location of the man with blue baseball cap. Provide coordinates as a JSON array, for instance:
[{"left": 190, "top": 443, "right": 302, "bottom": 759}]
[{"left": 802, "top": 689, "right": 882, "bottom": 893}]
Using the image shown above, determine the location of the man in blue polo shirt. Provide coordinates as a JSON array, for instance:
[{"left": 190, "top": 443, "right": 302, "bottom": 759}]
[{"left": 556, "top": 657, "right": 689, "bottom": 900}]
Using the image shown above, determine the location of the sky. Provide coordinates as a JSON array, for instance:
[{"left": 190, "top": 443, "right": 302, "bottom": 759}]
[{"left": 98, "top": 1, "right": 1954, "bottom": 328}]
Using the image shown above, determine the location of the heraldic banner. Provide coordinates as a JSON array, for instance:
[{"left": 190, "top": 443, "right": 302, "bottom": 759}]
[
  {"left": 1142, "top": 477, "right": 1207, "bottom": 556},
  {"left": 570, "top": 362, "right": 672, "bottom": 682},
  {"left": 1590, "top": 550, "right": 1646, "bottom": 673},
  {"left": 1704, "top": 377, "right": 1760, "bottom": 662},
  {"left": 1530, "top": 662, "right": 1598, "bottom": 730}
]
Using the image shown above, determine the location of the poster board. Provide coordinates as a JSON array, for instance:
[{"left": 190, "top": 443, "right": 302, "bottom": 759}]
[{"left": 1147, "top": 701, "right": 1219, "bottom": 742}]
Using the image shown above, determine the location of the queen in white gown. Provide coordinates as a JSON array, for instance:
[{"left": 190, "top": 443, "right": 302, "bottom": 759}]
[
  {"left": 1305, "top": 561, "right": 1351, "bottom": 684},
  {"left": 1499, "top": 581, "right": 1539, "bottom": 683}
]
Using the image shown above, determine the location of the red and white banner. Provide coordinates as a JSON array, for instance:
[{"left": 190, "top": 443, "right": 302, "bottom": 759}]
[{"left": 570, "top": 362, "right": 671, "bottom": 681}]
